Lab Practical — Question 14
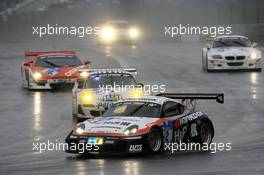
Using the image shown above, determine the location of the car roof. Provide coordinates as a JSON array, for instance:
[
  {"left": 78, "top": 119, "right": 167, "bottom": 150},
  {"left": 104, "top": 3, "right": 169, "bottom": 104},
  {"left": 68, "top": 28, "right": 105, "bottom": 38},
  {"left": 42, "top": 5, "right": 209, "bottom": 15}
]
[{"left": 215, "top": 35, "right": 248, "bottom": 39}]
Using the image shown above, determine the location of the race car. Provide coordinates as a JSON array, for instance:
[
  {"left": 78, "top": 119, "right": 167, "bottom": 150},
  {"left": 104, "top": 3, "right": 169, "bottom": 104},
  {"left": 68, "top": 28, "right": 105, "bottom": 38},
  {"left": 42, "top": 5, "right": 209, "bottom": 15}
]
[
  {"left": 21, "top": 51, "right": 91, "bottom": 90},
  {"left": 72, "top": 67, "right": 145, "bottom": 121},
  {"left": 65, "top": 93, "right": 224, "bottom": 155},
  {"left": 202, "top": 35, "right": 262, "bottom": 71},
  {"left": 97, "top": 20, "right": 141, "bottom": 45}
]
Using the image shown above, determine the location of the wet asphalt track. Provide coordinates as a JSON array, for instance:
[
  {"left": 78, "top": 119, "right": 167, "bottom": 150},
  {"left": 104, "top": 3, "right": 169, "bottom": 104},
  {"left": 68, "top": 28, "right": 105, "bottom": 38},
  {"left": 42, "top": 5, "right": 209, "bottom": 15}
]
[{"left": 0, "top": 35, "right": 264, "bottom": 175}]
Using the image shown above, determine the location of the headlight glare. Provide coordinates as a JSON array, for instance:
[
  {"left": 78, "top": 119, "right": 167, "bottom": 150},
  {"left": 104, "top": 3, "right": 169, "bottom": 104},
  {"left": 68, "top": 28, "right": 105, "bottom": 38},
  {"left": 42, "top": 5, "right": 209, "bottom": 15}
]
[
  {"left": 212, "top": 55, "right": 222, "bottom": 59},
  {"left": 129, "top": 28, "right": 139, "bottom": 38},
  {"left": 130, "top": 91, "right": 143, "bottom": 98},
  {"left": 101, "top": 26, "right": 115, "bottom": 41},
  {"left": 249, "top": 52, "right": 257, "bottom": 59},
  {"left": 131, "top": 128, "right": 138, "bottom": 134},
  {"left": 75, "top": 123, "right": 85, "bottom": 135},
  {"left": 124, "top": 130, "right": 130, "bottom": 135},
  {"left": 81, "top": 91, "right": 94, "bottom": 103},
  {"left": 33, "top": 72, "right": 42, "bottom": 80},
  {"left": 80, "top": 72, "right": 89, "bottom": 78},
  {"left": 124, "top": 125, "right": 139, "bottom": 135}
]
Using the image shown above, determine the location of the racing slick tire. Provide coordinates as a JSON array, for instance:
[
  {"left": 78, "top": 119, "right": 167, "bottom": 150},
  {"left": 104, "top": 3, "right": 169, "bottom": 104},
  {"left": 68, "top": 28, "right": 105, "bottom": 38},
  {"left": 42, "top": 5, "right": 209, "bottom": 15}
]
[
  {"left": 25, "top": 69, "right": 32, "bottom": 90},
  {"left": 202, "top": 50, "right": 211, "bottom": 72},
  {"left": 197, "top": 121, "right": 214, "bottom": 146},
  {"left": 146, "top": 127, "right": 163, "bottom": 153}
]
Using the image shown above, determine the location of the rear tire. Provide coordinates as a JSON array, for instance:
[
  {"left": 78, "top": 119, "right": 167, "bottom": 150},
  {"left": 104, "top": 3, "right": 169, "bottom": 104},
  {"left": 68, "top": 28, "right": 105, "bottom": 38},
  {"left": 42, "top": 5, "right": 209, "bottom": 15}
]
[{"left": 197, "top": 122, "right": 213, "bottom": 145}]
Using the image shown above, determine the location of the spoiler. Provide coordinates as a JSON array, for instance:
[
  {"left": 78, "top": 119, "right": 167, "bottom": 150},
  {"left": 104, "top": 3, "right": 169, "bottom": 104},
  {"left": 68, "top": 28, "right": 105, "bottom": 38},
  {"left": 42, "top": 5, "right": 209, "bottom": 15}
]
[
  {"left": 156, "top": 93, "right": 224, "bottom": 104},
  {"left": 79, "top": 67, "right": 137, "bottom": 74},
  {"left": 25, "top": 51, "right": 76, "bottom": 57}
]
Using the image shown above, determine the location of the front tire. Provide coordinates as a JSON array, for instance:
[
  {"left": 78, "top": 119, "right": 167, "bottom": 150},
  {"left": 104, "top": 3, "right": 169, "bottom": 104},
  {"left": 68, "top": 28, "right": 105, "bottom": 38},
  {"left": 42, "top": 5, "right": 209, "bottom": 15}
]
[{"left": 146, "top": 128, "right": 163, "bottom": 153}]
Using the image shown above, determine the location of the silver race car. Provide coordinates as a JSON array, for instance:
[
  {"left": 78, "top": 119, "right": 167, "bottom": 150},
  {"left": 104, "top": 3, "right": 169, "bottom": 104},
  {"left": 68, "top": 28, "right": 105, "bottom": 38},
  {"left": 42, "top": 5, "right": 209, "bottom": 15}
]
[
  {"left": 202, "top": 35, "right": 262, "bottom": 71},
  {"left": 72, "top": 68, "right": 145, "bottom": 121}
]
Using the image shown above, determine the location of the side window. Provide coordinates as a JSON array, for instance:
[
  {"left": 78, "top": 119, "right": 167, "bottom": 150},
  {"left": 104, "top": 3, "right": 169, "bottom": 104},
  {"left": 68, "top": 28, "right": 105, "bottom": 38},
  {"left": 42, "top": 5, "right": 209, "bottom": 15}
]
[{"left": 162, "top": 101, "right": 184, "bottom": 117}]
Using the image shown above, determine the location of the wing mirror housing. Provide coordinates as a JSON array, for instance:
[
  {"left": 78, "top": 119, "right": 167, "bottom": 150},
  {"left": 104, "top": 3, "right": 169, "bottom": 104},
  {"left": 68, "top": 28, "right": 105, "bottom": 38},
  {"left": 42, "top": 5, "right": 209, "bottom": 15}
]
[
  {"left": 252, "top": 42, "right": 257, "bottom": 48},
  {"left": 135, "top": 82, "right": 144, "bottom": 88},
  {"left": 84, "top": 60, "right": 91, "bottom": 65},
  {"left": 206, "top": 44, "right": 211, "bottom": 50}
]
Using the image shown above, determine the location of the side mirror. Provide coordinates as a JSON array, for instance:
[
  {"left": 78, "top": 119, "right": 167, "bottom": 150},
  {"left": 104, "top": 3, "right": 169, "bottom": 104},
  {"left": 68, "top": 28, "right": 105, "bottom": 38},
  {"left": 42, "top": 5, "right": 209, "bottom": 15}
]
[
  {"left": 135, "top": 82, "right": 144, "bottom": 88},
  {"left": 252, "top": 42, "right": 257, "bottom": 48},
  {"left": 206, "top": 44, "right": 211, "bottom": 50},
  {"left": 23, "top": 63, "right": 30, "bottom": 67},
  {"left": 84, "top": 60, "right": 91, "bottom": 65}
]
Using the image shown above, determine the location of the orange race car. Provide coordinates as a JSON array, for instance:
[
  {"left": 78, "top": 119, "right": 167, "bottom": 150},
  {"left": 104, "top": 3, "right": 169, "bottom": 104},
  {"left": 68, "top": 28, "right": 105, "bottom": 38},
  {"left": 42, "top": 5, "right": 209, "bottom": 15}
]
[{"left": 21, "top": 51, "right": 91, "bottom": 90}]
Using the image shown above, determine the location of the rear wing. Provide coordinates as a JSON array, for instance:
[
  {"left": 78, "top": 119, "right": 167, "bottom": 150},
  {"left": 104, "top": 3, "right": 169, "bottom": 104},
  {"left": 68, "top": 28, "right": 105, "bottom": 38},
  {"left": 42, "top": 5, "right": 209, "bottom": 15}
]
[
  {"left": 156, "top": 93, "right": 224, "bottom": 104},
  {"left": 25, "top": 51, "right": 76, "bottom": 57},
  {"left": 79, "top": 67, "right": 137, "bottom": 75}
]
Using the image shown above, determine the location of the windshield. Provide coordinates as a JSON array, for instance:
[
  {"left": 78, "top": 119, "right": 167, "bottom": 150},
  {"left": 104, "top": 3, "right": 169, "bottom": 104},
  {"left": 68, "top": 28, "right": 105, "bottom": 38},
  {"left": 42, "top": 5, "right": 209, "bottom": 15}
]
[
  {"left": 83, "top": 74, "right": 136, "bottom": 89},
  {"left": 109, "top": 22, "right": 129, "bottom": 28},
  {"left": 34, "top": 55, "right": 82, "bottom": 67},
  {"left": 212, "top": 38, "right": 251, "bottom": 48},
  {"left": 103, "top": 101, "right": 161, "bottom": 118}
]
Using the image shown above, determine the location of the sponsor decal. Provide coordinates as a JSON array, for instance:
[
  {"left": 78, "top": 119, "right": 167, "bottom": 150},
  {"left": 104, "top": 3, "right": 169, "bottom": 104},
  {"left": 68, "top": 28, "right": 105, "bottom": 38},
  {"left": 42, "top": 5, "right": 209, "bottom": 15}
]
[
  {"left": 104, "top": 140, "right": 114, "bottom": 144},
  {"left": 129, "top": 144, "right": 142, "bottom": 152},
  {"left": 163, "top": 121, "right": 173, "bottom": 143},
  {"left": 174, "top": 126, "right": 187, "bottom": 142},
  {"left": 103, "top": 121, "right": 131, "bottom": 126},
  {"left": 43, "top": 67, "right": 61, "bottom": 76},
  {"left": 65, "top": 67, "right": 79, "bottom": 77},
  {"left": 180, "top": 111, "right": 203, "bottom": 125},
  {"left": 190, "top": 123, "right": 198, "bottom": 137},
  {"left": 174, "top": 119, "right": 181, "bottom": 128}
]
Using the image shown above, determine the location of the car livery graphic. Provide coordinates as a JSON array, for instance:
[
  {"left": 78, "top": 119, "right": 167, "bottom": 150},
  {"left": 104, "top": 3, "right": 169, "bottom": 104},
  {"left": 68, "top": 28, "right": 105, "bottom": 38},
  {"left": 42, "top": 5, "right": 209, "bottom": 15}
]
[
  {"left": 65, "top": 93, "right": 224, "bottom": 155},
  {"left": 21, "top": 51, "right": 91, "bottom": 90},
  {"left": 202, "top": 35, "right": 262, "bottom": 71},
  {"left": 72, "top": 67, "right": 145, "bottom": 121}
]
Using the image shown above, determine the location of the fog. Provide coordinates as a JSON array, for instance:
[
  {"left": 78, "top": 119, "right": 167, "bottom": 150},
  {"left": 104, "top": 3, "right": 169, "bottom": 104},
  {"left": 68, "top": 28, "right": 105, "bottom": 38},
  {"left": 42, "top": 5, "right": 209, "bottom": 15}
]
[{"left": 1, "top": 0, "right": 264, "bottom": 42}]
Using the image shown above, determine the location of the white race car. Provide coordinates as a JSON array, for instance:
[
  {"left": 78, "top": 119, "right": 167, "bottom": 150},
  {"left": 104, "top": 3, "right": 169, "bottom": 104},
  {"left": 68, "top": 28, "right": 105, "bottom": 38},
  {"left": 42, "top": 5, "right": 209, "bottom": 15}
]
[
  {"left": 202, "top": 35, "right": 262, "bottom": 71},
  {"left": 72, "top": 68, "right": 145, "bottom": 121},
  {"left": 97, "top": 20, "right": 140, "bottom": 45}
]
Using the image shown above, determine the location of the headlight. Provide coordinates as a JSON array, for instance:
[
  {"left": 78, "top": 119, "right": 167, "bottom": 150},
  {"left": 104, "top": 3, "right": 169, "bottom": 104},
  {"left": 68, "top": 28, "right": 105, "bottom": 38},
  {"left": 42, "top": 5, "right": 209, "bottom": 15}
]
[
  {"left": 33, "top": 72, "right": 42, "bottom": 80},
  {"left": 212, "top": 55, "right": 222, "bottom": 59},
  {"left": 75, "top": 123, "right": 85, "bottom": 135},
  {"left": 249, "top": 52, "right": 257, "bottom": 59},
  {"left": 80, "top": 72, "right": 89, "bottom": 79},
  {"left": 81, "top": 91, "right": 94, "bottom": 103},
  {"left": 130, "top": 90, "right": 143, "bottom": 98},
  {"left": 124, "top": 125, "right": 139, "bottom": 135},
  {"left": 101, "top": 27, "right": 115, "bottom": 41},
  {"left": 129, "top": 28, "right": 139, "bottom": 39}
]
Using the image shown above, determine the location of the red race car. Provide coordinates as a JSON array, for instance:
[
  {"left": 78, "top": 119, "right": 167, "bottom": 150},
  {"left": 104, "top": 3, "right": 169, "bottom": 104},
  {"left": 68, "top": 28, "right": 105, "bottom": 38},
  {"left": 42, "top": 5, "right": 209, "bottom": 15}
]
[{"left": 21, "top": 51, "right": 91, "bottom": 90}]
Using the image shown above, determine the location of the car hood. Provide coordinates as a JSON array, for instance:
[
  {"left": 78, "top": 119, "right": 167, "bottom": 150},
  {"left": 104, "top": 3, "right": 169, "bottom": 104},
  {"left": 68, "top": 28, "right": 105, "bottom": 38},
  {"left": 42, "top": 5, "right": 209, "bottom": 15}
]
[
  {"left": 32, "top": 65, "right": 86, "bottom": 78},
  {"left": 82, "top": 116, "right": 159, "bottom": 135},
  {"left": 210, "top": 47, "right": 256, "bottom": 55},
  {"left": 78, "top": 88, "right": 144, "bottom": 104}
]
